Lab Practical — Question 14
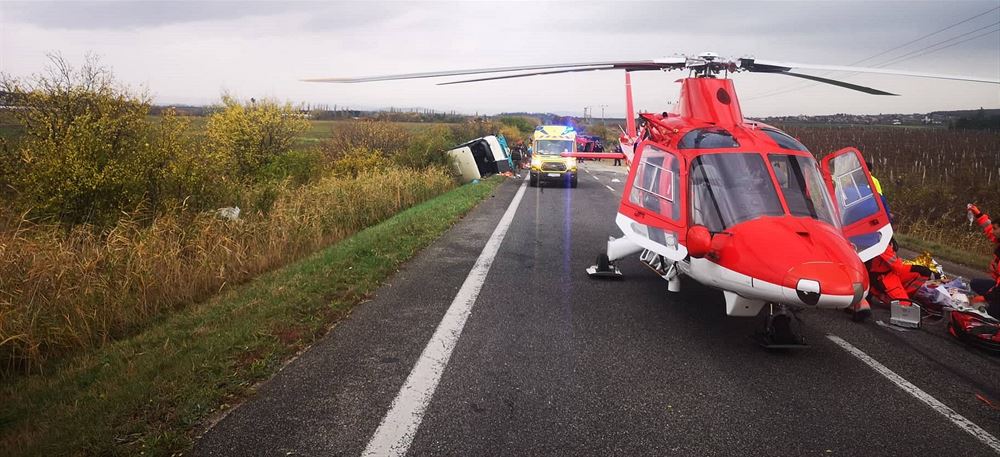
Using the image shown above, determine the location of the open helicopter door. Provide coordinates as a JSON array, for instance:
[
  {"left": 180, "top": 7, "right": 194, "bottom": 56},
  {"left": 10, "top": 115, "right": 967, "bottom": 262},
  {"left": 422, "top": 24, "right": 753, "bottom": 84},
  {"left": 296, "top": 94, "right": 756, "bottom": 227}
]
[{"left": 821, "top": 148, "right": 893, "bottom": 262}]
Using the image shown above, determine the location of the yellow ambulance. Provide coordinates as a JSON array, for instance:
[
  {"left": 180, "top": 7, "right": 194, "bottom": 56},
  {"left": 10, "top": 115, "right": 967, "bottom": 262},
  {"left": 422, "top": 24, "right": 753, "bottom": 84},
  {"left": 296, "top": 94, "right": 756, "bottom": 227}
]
[{"left": 530, "top": 125, "right": 578, "bottom": 188}]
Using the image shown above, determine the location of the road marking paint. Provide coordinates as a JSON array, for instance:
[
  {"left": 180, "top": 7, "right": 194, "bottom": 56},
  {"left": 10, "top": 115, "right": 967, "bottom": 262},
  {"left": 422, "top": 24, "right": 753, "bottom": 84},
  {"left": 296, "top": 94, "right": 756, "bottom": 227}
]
[
  {"left": 605, "top": 185, "right": 615, "bottom": 192},
  {"left": 827, "top": 335, "right": 1000, "bottom": 453},
  {"left": 592, "top": 175, "right": 601, "bottom": 181},
  {"left": 363, "top": 180, "right": 529, "bottom": 457}
]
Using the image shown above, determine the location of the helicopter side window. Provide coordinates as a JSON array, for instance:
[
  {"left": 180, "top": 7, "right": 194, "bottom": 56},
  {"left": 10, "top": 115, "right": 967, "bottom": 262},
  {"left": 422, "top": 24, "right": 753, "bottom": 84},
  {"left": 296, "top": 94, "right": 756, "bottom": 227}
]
[
  {"left": 689, "top": 153, "right": 784, "bottom": 231},
  {"left": 762, "top": 129, "right": 809, "bottom": 152},
  {"left": 678, "top": 127, "right": 740, "bottom": 149},
  {"left": 629, "top": 144, "right": 680, "bottom": 221},
  {"left": 768, "top": 154, "right": 839, "bottom": 227}
]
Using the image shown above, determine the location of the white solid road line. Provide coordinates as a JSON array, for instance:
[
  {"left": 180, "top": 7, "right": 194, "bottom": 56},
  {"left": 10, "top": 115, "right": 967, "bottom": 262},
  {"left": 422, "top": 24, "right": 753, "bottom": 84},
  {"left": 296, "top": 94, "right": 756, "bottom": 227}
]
[
  {"left": 363, "top": 179, "right": 529, "bottom": 457},
  {"left": 827, "top": 335, "right": 1000, "bottom": 454}
]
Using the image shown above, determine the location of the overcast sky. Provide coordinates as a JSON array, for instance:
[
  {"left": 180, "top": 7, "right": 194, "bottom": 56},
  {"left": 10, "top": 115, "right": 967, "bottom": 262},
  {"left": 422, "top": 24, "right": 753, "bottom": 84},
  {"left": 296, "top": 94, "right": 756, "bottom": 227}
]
[{"left": 2, "top": 0, "right": 999, "bottom": 117}]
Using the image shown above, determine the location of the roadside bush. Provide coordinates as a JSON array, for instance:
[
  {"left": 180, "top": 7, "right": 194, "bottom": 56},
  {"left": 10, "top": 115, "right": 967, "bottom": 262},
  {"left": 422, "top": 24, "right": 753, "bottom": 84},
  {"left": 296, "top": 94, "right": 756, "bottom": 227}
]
[
  {"left": 451, "top": 118, "right": 502, "bottom": 143},
  {"left": 205, "top": 95, "right": 310, "bottom": 180},
  {"left": 325, "top": 120, "right": 457, "bottom": 172},
  {"left": 330, "top": 146, "right": 389, "bottom": 177},
  {"left": 0, "top": 55, "right": 172, "bottom": 226},
  {"left": 393, "top": 124, "right": 455, "bottom": 169},
  {"left": 257, "top": 148, "right": 328, "bottom": 185},
  {"left": 324, "top": 119, "right": 409, "bottom": 158},
  {"left": 498, "top": 115, "right": 538, "bottom": 136}
]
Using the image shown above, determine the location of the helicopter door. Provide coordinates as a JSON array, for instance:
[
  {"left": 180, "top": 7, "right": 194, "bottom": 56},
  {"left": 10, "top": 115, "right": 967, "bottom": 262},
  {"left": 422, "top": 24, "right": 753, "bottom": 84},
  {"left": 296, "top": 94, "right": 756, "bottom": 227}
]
[
  {"left": 618, "top": 142, "right": 688, "bottom": 261},
  {"left": 820, "top": 148, "right": 892, "bottom": 262}
]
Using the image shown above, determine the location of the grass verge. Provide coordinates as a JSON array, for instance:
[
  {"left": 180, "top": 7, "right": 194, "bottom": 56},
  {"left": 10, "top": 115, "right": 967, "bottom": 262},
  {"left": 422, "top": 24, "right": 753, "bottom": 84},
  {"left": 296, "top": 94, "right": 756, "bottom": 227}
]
[
  {"left": 894, "top": 232, "right": 992, "bottom": 270},
  {"left": 0, "top": 176, "right": 504, "bottom": 457}
]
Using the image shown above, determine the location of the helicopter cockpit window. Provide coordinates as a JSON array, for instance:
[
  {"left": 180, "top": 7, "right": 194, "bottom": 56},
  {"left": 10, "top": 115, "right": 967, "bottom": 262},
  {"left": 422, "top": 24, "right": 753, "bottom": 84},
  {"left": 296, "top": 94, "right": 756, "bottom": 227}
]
[
  {"left": 762, "top": 129, "right": 809, "bottom": 152},
  {"left": 677, "top": 128, "right": 739, "bottom": 149},
  {"left": 535, "top": 139, "right": 574, "bottom": 155},
  {"left": 629, "top": 144, "right": 680, "bottom": 221},
  {"left": 689, "top": 153, "right": 783, "bottom": 232},
  {"left": 768, "top": 154, "right": 839, "bottom": 227}
]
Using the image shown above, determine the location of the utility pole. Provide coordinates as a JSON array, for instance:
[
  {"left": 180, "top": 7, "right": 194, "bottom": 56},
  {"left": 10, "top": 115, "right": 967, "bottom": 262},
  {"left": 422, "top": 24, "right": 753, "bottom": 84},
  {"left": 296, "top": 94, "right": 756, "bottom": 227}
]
[{"left": 599, "top": 104, "right": 608, "bottom": 128}]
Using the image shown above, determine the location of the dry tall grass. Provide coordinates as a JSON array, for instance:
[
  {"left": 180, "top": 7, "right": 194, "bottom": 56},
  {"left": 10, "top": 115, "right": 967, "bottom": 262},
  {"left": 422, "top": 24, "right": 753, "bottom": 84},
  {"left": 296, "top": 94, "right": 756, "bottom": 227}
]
[{"left": 0, "top": 167, "right": 453, "bottom": 372}]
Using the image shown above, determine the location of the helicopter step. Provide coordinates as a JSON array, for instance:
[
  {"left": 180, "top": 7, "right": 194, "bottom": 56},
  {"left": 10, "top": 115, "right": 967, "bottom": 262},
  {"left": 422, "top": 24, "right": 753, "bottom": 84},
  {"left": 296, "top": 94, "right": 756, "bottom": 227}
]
[
  {"left": 753, "top": 303, "right": 809, "bottom": 349},
  {"left": 638, "top": 249, "right": 681, "bottom": 292}
]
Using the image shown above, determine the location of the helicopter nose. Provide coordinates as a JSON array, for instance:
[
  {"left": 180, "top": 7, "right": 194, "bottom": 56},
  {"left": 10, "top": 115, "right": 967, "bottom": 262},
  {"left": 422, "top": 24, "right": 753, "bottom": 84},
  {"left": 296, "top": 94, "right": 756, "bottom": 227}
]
[
  {"left": 721, "top": 216, "right": 869, "bottom": 309},
  {"left": 783, "top": 262, "right": 866, "bottom": 309}
]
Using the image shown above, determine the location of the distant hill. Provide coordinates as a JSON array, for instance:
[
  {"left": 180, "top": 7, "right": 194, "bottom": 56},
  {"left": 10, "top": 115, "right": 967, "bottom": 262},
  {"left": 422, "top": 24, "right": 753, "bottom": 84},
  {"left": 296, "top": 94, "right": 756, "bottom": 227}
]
[
  {"left": 928, "top": 108, "right": 1000, "bottom": 118},
  {"left": 759, "top": 107, "right": 1000, "bottom": 128}
]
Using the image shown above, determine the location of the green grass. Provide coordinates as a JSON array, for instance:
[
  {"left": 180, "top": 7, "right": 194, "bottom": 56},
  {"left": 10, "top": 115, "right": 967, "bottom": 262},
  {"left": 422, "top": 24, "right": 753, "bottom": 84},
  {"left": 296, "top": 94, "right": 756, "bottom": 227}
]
[
  {"left": 0, "top": 176, "right": 503, "bottom": 457},
  {"left": 894, "top": 232, "right": 992, "bottom": 270}
]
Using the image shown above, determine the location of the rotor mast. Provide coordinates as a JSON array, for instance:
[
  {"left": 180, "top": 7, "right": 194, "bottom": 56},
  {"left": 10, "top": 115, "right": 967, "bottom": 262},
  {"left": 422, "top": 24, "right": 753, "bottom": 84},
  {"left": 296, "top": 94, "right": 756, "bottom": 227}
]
[{"left": 673, "top": 77, "right": 745, "bottom": 126}]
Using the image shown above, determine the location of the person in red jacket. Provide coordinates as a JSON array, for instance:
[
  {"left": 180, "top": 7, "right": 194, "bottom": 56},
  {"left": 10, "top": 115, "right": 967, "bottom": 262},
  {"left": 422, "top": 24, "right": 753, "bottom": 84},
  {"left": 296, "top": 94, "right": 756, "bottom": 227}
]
[
  {"left": 967, "top": 204, "right": 1000, "bottom": 316},
  {"left": 866, "top": 241, "right": 935, "bottom": 309}
]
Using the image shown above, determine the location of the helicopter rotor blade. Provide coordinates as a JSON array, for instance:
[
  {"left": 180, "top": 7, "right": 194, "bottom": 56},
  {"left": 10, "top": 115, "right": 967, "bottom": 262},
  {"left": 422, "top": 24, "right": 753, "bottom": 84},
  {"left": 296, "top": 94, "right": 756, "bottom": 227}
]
[
  {"left": 302, "top": 57, "right": 685, "bottom": 83},
  {"left": 774, "top": 71, "right": 899, "bottom": 95},
  {"left": 436, "top": 64, "right": 667, "bottom": 85},
  {"left": 742, "top": 59, "right": 1000, "bottom": 85},
  {"left": 304, "top": 58, "right": 686, "bottom": 83}
]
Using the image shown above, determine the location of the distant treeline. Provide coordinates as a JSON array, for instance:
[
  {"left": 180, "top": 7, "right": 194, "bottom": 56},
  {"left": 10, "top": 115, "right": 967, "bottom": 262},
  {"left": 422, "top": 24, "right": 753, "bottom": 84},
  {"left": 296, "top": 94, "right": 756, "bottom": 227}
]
[
  {"left": 949, "top": 108, "right": 1000, "bottom": 131},
  {"left": 147, "top": 104, "right": 474, "bottom": 123}
]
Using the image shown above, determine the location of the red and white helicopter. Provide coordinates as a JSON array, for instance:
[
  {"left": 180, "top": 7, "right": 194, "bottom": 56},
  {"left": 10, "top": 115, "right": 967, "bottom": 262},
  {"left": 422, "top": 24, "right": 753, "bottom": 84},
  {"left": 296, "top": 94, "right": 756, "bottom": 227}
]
[{"left": 306, "top": 53, "right": 999, "bottom": 347}]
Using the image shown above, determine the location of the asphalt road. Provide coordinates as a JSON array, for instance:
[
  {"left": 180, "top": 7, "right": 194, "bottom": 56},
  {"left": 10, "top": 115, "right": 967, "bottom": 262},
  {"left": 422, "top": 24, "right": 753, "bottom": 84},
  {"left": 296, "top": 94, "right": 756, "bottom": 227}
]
[{"left": 194, "top": 161, "right": 1000, "bottom": 456}]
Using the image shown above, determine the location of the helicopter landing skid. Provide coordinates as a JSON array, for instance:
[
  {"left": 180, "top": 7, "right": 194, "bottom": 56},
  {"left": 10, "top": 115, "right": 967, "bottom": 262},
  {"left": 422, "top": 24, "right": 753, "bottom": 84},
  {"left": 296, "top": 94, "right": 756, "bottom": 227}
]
[{"left": 754, "top": 303, "right": 809, "bottom": 349}]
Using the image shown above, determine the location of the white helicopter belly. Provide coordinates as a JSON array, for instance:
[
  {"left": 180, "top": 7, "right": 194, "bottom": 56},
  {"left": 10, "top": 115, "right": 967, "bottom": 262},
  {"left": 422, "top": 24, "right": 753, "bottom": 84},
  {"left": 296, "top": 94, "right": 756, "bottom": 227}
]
[
  {"left": 662, "top": 255, "right": 855, "bottom": 316},
  {"left": 613, "top": 212, "right": 856, "bottom": 315}
]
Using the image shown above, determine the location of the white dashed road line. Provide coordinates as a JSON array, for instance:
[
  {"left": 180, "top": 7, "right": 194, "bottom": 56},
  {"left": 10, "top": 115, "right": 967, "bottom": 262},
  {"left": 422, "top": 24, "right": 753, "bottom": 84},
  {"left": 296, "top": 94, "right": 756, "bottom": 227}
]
[
  {"left": 827, "top": 334, "right": 1000, "bottom": 454},
  {"left": 362, "top": 180, "right": 529, "bottom": 457}
]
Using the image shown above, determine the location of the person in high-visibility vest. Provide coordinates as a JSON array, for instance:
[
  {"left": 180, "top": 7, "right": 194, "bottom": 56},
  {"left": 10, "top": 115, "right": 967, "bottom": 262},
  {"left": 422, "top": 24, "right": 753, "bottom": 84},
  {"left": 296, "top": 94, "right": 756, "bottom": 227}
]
[
  {"left": 867, "top": 160, "right": 892, "bottom": 223},
  {"left": 967, "top": 204, "right": 1000, "bottom": 316}
]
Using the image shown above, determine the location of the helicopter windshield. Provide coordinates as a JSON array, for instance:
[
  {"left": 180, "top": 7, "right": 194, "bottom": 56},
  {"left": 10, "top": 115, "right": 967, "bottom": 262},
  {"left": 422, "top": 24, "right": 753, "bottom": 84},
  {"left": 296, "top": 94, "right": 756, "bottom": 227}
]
[
  {"left": 535, "top": 140, "right": 574, "bottom": 155},
  {"left": 768, "top": 154, "right": 839, "bottom": 228},
  {"left": 689, "top": 153, "right": 784, "bottom": 232}
]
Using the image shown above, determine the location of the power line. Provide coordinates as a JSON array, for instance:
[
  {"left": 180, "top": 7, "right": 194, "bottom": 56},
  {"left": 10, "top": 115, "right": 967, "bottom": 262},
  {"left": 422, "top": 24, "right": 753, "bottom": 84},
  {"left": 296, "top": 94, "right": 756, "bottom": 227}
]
[
  {"left": 851, "top": 5, "right": 999, "bottom": 66},
  {"left": 748, "top": 20, "right": 1000, "bottom": 100},
  {"left": 881, "top": 27, "right": 1000, "bottom": 67},
  {"left": 744, "top": 6, "right": 1000, "bottom": 101},
  {"left": 878, "top": 21, "right": 1000, "bottom": 67}
]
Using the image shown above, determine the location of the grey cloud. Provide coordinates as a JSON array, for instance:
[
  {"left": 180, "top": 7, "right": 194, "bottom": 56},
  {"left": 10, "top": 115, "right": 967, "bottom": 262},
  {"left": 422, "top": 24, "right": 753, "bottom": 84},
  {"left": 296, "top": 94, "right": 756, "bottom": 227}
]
[
  {"left": 297, "top": 2, "right": 414, "bottom": 31},
  {"left": 3, "top": 1, "right": 304, "bottom": 30},
  {"left": 569, "top": 1, "right": 998, "bottom": 53}
]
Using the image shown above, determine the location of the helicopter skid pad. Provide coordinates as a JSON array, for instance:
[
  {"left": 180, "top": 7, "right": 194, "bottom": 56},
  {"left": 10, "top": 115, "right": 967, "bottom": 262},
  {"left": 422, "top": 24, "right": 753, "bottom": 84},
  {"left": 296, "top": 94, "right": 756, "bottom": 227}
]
[{"left": 586, "top": 265, "right": 623, "bottom": 280}]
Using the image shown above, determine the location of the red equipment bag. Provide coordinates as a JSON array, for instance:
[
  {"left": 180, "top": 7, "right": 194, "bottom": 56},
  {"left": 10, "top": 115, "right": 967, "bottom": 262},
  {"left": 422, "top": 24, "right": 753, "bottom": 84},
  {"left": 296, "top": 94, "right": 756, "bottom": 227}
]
[{"left": 948, "top": 309, "right": 1000, "bottom": 354}]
